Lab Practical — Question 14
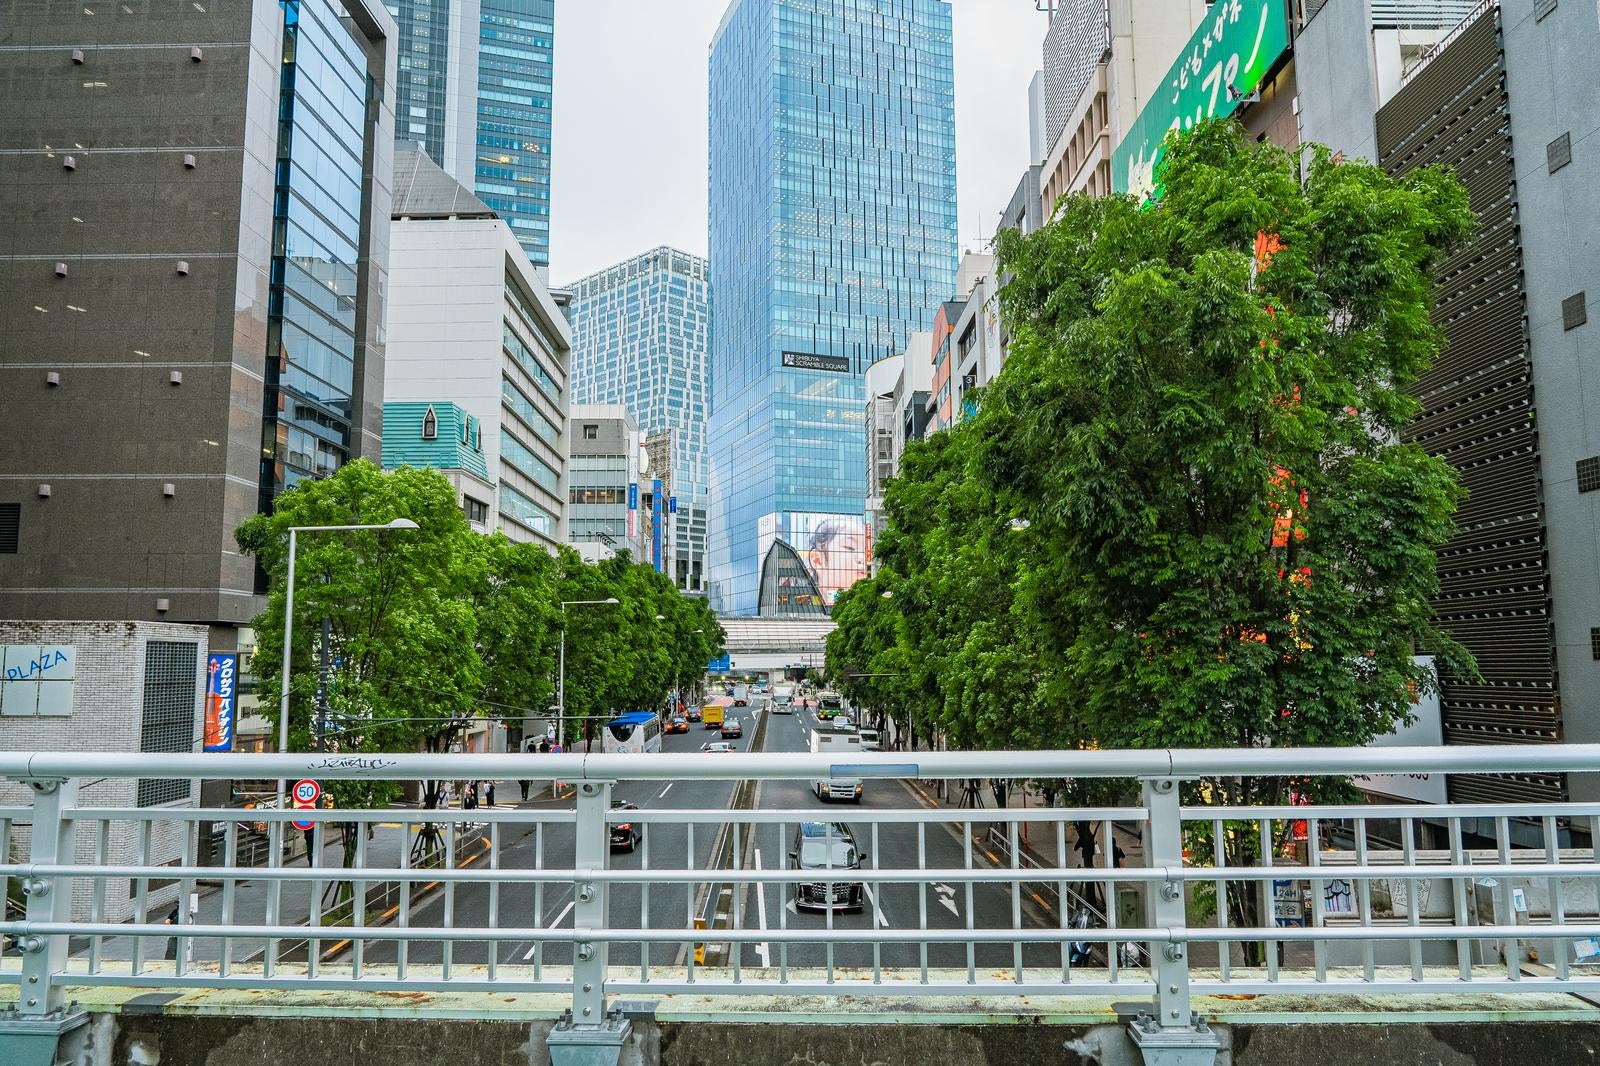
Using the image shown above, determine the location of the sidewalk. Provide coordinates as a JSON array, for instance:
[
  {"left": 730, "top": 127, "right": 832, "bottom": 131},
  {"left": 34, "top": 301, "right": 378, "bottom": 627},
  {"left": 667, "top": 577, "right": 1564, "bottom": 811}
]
[{"left": 72, "top": 804, "right": 520, "bottom": 965}]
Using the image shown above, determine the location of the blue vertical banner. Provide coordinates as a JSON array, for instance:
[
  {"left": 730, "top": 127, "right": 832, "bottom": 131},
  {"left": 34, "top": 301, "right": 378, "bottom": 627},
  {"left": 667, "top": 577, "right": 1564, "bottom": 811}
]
[
  {"left": 668, "top": 496, "right": 677, "bottom": 514},
  {"left": 628, "top": 483, "right": 638, "bottom": 511},
  {"left": 652, "top": 478, "right": 664, "bottom": 573},
  {"left": 204, "top": 653, "right": 236, "bottom": 752}
]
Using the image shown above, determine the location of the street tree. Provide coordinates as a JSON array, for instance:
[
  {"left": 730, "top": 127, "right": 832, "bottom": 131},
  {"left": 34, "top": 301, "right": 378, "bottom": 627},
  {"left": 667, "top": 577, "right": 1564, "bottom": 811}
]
[
  {"left": 981, "top": 122, "right": 1474, "bottom": 931},
  {"left": 236, "top": 459, "right": 483, "bottom": 865}
]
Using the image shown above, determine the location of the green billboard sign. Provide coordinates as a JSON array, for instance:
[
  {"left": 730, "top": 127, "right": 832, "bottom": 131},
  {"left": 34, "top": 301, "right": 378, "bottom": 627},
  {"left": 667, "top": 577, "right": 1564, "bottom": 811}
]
[{"left": 1111, "top": 0, "right": 1292, "bottom": 202}]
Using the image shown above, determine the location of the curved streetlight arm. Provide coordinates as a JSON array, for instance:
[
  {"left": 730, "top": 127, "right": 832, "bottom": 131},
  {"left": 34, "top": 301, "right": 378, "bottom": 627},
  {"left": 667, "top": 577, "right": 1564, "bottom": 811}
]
[
  {"left": 556, "top": 598, "right": 621, "bottom": 749},
  {"left": 278, "top": 519, "right": 417, "bottom": 807}
]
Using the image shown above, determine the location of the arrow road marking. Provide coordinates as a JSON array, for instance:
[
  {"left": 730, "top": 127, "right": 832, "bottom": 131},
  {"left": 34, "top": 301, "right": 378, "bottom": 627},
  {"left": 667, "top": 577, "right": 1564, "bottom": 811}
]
[{"left": 932, "top": 882, "right": 959, "bottom": 917}]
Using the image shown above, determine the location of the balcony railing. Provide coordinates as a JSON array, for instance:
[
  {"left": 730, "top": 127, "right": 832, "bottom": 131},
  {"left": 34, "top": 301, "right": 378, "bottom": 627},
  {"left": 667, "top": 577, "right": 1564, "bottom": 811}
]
[{"left": 3, "top": 745, "right": 1600, "bottom": 1059}]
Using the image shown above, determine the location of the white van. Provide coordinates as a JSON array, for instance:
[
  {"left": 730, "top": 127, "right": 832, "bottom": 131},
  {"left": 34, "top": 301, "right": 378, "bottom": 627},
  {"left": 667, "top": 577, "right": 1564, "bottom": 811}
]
[{"left": 810, "top": 728, "right": 864, "bottom": 802}]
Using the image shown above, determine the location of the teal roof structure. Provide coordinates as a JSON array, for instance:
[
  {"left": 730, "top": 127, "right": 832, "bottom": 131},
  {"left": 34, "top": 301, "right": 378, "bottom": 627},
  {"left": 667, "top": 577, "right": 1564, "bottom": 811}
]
[{"left": 381, "top": 402, "right": 491, "bottom": 482}]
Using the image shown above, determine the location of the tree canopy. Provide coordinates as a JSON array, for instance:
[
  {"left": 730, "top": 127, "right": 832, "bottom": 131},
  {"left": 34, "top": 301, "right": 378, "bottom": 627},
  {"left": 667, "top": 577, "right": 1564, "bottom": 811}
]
[
  {"left": 829, "top": 122, "right": 1474, "bottom": 792},
  {"left": 237, "top": 459, "right": 724, "bottom": 793}
]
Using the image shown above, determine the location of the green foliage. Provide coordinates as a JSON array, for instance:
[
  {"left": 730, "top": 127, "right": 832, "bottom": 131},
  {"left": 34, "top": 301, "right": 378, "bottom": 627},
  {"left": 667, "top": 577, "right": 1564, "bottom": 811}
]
[
  {"left": 236, "top": 459, "right": 726, "bottom": 785},
  {"left": 828, "top": 122, "right": 1474, "bottom": 813}
]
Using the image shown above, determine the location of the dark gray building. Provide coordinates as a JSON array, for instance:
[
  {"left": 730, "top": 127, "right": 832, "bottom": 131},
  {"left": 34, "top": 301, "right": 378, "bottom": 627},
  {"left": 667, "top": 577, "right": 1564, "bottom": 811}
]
[
  {"left": 0, "top": 0, "right": 397, "bottom": 629},
  {"left": 1297, "top": 0, "right": 1599, "bottom": 803}
]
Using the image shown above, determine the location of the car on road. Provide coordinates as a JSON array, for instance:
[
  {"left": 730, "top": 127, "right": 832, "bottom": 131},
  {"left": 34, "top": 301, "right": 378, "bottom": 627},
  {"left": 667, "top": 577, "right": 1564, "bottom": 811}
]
[
  {"left": 667, "top": 715, "right": 689, "bottom": 734},
  {"left": 790, "top": 821, "right": 865, "bottom": 911},
  {"left": 701, "top": 741, "right": 736, "bottom": 754},
  {"left": 686, "top": 707, "right": 702, "bottom": 722},
  {"left": 609, "top": 801, "right": 641, "bottom": 852},
  {"left": 857, "top": 728, "right": 880, "bottom": 751},
  {"left": 720, "top": 716, "right": 743, "bottom": 739}
]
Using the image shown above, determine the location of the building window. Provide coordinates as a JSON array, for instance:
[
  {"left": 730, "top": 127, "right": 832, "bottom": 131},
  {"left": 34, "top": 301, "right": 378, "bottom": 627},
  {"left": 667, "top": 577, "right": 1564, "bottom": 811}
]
[
  {"left": 0, "top": 503, "right": 18, "bottom": 554},
  {"left": 1578, "top": 456, "right": 1600, "bottom": 493},
  {"left": 138, "top": 640, "right": 199, "bottom": 807},
  {"left": 583, "top": 424, "right": 598, "bottom": 440},
  {"left": 464, "top": 496, "right": 490, "bottom": 524},
  {"left": 1563, "top": 292, "right": 1588, "bottom": 331},
  {"left": 1592, "top": 627, "right": 1600, "bottom": 661},
  {"left": 422, "top": 405, "right": 438, "bottom": 440},
  {"left": 1548, "top": 132, "right": 1572, "bottom": 173}
]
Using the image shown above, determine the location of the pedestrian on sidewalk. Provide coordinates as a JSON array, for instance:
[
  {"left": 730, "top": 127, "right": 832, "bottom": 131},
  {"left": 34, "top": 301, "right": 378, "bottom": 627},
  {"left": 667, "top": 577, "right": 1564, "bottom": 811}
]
[
  {"left": 464, "top": 782, "right": 479, "bottom": 810},
  {"left": 518, "top": 779, "right": 530, "bottom": 802},
  {"left": 163, "top": 904, "right": 180, "bottom": 960},
  {"left": 485, "top": 781, "right": 496, "bottom": 807}
]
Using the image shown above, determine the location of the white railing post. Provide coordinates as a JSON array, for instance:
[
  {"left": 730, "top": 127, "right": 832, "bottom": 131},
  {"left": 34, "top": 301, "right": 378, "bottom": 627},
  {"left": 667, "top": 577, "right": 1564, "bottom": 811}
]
[
  {"left": 1129, "top": 776, "right": 1219, "bottom": 1066},
  {"left": 0, "top": 777, "right": 88, "bottom": 1066},
  {"left": 548, "top": 778, "right": 631, "bottom": 1066}
]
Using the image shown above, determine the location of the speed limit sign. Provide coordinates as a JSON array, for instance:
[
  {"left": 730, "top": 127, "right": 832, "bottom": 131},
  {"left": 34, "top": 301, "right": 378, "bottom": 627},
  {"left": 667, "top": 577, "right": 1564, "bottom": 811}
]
[{"left": 292, "top": 779, "right": 321, "bottom": 807}]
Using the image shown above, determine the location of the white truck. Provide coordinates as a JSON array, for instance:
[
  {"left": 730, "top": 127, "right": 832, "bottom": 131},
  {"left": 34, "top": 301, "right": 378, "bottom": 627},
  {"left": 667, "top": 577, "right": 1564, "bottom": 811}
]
[
  {"left": 732, "top": 682, "right": 749, "bottom": 706},
  {"left": 810, "top": 727, "right": 864, "bottom": 802},
  {"left": 773, "top": 684, "right": 795, "bottom": 712}
]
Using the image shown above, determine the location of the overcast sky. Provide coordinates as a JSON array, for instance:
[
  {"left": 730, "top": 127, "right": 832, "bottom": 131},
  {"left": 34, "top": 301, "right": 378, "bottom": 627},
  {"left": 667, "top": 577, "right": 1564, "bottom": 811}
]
[{"left": 547, "top": 0, "right": 1048, "bottom": 285}]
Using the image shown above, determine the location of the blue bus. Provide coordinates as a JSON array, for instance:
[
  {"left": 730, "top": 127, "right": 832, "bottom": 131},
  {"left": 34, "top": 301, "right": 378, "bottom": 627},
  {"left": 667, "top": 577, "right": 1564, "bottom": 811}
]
[{"left": 602, "top": 712, "right": 663, "bottom": 755}]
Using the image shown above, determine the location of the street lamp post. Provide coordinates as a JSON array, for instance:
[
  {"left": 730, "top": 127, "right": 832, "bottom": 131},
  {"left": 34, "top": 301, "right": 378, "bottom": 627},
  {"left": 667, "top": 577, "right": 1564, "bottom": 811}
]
[
  {"left": 557, "top": 597, "right": 619, "bottom": 747},
  {"left": 276, "top": 518, "right": 417, "bottom": 807}
]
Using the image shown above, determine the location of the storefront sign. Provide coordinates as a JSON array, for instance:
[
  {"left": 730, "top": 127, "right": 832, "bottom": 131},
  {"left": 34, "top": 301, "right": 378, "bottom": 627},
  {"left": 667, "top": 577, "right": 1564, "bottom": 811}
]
[
  {"left": 1111, "top": 0, "right": 1292, "bottom": 201},
  {"left": 204, "top": 653, "right": 236, "bottom": 751}
]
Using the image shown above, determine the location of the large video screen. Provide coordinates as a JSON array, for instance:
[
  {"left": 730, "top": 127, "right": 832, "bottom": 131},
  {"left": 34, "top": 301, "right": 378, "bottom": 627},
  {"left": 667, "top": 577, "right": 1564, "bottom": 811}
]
[{"left": 758, "top": 512, "right": 868, "bottom": 607}]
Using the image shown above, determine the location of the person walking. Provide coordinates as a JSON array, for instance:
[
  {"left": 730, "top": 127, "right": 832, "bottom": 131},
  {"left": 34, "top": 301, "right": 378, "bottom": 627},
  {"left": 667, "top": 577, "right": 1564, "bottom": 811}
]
[
  {"left": 485, "top": 780, "right": 496, "bottom": 807},
  {"left": 518, "top": 778, "right": 531, "bottom": 802},
  {"left": 464, "top": 782, "right": 479, "bottom": 810},
  {"left": 163, "top": 903, "right": 181, "bottom": 961}
]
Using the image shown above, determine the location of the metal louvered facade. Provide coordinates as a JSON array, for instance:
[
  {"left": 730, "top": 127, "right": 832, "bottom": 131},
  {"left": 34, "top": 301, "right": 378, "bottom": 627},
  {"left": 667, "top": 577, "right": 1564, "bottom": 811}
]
[{"left": 1376, "top": 9, "right": 1561, "bottom": 803}]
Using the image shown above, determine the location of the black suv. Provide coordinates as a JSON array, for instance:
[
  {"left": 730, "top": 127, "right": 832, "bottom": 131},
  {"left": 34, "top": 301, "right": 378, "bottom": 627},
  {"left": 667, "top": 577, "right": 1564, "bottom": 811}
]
[
  {"left": 609, "top": 801, "right": 641, "bottom": 852},
  {"left": 789, "top": 821, "right": 865, "bottom": 912}
]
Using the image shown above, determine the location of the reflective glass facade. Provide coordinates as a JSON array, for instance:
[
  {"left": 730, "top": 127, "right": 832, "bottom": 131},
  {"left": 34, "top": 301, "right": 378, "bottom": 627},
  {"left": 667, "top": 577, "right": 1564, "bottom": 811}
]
[
  {"left": 706, "top": 0, "right": 958, "bottom": 615},
  {"left": 568, "top": 248, "right": 711, "bottom": 591},
  {"left": 477, "top": 0, "right": 554, "bottom": 266},
  {"left": 262, "top": 0, "right": 372, "bottom": 509},
  {"left": 388, "top": 0, "right": 452, "bottom": 164}
]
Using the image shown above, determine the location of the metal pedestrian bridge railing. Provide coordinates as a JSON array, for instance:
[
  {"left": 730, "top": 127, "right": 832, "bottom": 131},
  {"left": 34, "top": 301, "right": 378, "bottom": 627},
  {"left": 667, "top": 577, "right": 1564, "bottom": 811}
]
[{"left": 4, "top": 745, "right": 1600, "bottom": 1066}]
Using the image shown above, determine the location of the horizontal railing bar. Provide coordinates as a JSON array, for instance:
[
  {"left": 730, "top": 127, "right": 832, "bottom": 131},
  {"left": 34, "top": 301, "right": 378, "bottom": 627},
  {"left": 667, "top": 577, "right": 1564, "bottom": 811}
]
[
  {"left": 1180, "top": 802, "right": 1600, "bottom": 819},
  {"left": 59, "top": 807, "right": 579, "bottom": 824},
  {"left": 53, "top": 806, "right": 1141, "bottom": 825},
  {"left": 8, "top": 860, "right": 1598, "bottom": 885},
  {"left": 9, "top": 743, "right": 1600, "bottom": 782},
  {"left": 9, "top": 921, "right": 1600, "bottom": 945}
]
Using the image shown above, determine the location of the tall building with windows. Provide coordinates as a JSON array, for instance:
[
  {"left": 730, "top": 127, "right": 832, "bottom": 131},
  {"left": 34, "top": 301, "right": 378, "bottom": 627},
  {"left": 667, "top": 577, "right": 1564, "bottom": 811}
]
[
  {"left": 567, "top": 248, "right": 711, "bottom": 591},
  {"left": 384, "top": 146, "right": 569, "bottom": 549},
  {"left": 706, "top": 0, "right": 958, "bottom": 616},
  {"left": 0, "top": 0, "right": 397, "bottom": 841},
  {"left": 386, "top": 0, "right": 481, "bottom": 185},
  {"left": 1, "top": 0, "right": 396, "bottom": 627},
  {"left": 384, "top": 0, "right": 552, "bottom": 267},
  {"left": 476, "top": 0, "right": 554, "bottom": 267}
]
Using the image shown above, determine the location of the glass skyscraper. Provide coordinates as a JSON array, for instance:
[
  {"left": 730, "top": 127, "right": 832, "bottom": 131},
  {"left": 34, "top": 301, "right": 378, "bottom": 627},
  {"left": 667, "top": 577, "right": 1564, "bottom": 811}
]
[
  {"left": 476, "top": 0, "right": 554, "bottom": 267},
  {"left": 385, "top": 0, "right": 553, "bottom": 268},
  {"left": 706, "top": 0, "right": 958, "bottom": 615},
  {"left": 568, "top": 248, "right": 711, "bottom": 591},
  {"left": 262, "top": 0, "right": 378, "bottom": 509}
]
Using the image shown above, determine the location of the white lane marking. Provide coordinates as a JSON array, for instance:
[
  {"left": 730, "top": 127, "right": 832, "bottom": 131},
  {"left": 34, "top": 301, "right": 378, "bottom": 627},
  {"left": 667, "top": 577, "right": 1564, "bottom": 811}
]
[
  {"left": 518, "top": 898, "right": 576, "bottom": 959},
  {"left": 863, "top": 883, "right": 892, "bottom": 928},
  {"left": 932, "top": 882, "right": 959, "bottom": 917},
  {"left": 753, "top": 848, "right": 771, "bottom": 967},
  {"left": 658, "top": 783, "right": 673, "bottom": 799}
]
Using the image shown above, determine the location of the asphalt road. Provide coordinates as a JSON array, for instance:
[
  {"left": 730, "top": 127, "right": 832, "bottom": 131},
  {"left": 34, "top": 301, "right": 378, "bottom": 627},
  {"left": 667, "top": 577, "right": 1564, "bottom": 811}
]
[
  {"left": 361, "top": 709, "right": 754, "bottom": 971},
  {"left": 733, "top": 702, "right": 1065, "bottom": 976},
  {"left": 360, "top": 699, "right": 1076, "bottom": 976}
]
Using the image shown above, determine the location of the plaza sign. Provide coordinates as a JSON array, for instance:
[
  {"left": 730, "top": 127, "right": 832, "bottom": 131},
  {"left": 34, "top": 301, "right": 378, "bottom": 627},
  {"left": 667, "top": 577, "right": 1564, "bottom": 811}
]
[{"left": 1111, "top": 0, "right": 1292, "bottom": 202}]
